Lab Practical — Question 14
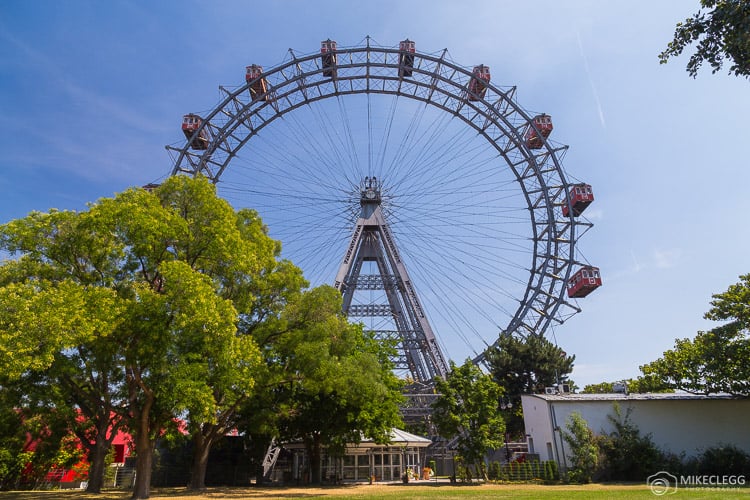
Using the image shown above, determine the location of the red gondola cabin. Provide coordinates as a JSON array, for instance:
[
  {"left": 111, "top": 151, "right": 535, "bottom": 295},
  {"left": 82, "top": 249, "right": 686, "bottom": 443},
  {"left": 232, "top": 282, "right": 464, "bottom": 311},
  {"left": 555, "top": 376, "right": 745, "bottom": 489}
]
[
  {"left": 321, "top": 39, "right": 337, "bottom": 78},
  {"left": 399, "top": 39, "right": 416, "bottom": 78},
  {"left": 182, "top": 114, "right": 209, "bottom": 150},
  {"left": 562, "top": 183, "right": 594, "bottom": 217},
  {"left": 468, "top": 65, "right": 490, "bottom": 101},
  {"left": 246, "top": 64, "right": 269, "bottom": 102},
  {"left": 524, "top": 114, "right": 553, "bottom": 149},
  {"left": 567, "top": 266, "right": 602, "bottom": 298}
]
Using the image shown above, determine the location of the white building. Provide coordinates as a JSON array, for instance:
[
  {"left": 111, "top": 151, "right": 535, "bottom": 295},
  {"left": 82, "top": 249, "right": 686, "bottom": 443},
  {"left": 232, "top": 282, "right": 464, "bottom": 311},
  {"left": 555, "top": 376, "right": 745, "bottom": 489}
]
[
  {"left": 521, "top": 393, "right": 750, "bottom": 468},
  {"left": 276, "top": 428, "right": 433, "bottom": 483}
]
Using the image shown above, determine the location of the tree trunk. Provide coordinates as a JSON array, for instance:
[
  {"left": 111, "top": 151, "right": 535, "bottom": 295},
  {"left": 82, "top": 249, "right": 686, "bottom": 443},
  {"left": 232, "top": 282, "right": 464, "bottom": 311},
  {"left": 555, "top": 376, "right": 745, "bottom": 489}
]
[
  {"left": 308, "top": 433, "right": 322, "bottom": 484},
  {"left": 254, "top": 461, "right": 265, "bottom": 486},
  {"left": 188, "top": 430, "right": 212, "bottom": 490},
  {"left": 479, "top": 462, "right": 488, "bottom": 482},
  {"left": 85, "top": 436, "right": 110, "bottom": 493},
  {"left": 131, "top": 429, "right": 154, "bottom": 500},
  {"left": 85, "top": 411, "right": 120, "bottom": 493},
  {"left": 131, "top": 394, "right": 156, "bottom": 500}
]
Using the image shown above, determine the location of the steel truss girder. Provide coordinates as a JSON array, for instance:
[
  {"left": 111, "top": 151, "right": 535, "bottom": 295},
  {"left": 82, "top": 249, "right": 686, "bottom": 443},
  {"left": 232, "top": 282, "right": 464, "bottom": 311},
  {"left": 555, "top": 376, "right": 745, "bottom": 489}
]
[
  {"left": 345, "top": 274, "right": 400, "bottom": 290},
  {"left": 166, "top": 40, "right": 591, "bottom": 366},
  {"left": 348, "top": 304, "right": 394, "bottom": 316},
  {"left": 334, "top": 205, "right": 449, "bottom": 382},
  {"left": 368, "top": 329, "right": 418, "bottom": 371}
]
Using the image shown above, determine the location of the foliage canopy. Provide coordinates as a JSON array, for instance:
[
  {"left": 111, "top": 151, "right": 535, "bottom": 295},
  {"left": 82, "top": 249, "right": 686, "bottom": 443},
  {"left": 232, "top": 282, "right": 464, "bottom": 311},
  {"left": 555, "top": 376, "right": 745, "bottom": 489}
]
[
  {"left": 485, "top": 333, "right": 574, "bottom": 437},
  {"left": 640, "top": 274, "right": 750, "bottom": 396},
  {"left": 659, "top": 0, "right": 750, "bottom": 78},
  {"left": 432, "top": 360, "right": 505, "bottom": 481}
]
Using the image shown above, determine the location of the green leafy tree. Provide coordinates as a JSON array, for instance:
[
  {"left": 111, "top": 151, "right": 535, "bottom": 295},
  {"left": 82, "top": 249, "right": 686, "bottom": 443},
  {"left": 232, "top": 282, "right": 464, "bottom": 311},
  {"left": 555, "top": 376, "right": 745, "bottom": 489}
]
[
  {"left": 582, "top": 376, "right": 671, "bottom": 394},
  {"left": 640, "top": 323, "right": 750, "bottom": 395},
  {"left": 273, "top": 286, "right": 403, "bottom": 484},
  {"left": 705, "top": 273, "right": 750, "bottom": 328},
  {"left": 233, "top": 256, "right": 309, "bottom": 485},
  {"left": 0, "top": 176, "right": 285, "bottom": 498},
  {"left": 0, "top": 382, "right": 76, "bottom": 491},
  {"left": 581, "top": 382, "right": 615, "bottom": 394},
  {"left": 561, "top": 412, "right": 598, "bottom": 483},
  {"left": 640, "top": 274, "right": 750, "bottom": 396},
  {"left": 147, "top": 177, "right": 299, "bottom": 491},
  {"left": 103, "top": 177, "right": 280, "bottom": 498},
  {"left": 0, "top": 382, "right": 31, "bottom": 490},
  {"left": 0, "top": 209, "right": 129, "bottom": 493},
  {"left": 659, "top": 0, "right": 750, "bottom": 78},
  {"left": 432, "top": 360, "right": 505, "bottom": 481},
  {"left": 485, "top": 333, "right": 574, "bottom": 437}
]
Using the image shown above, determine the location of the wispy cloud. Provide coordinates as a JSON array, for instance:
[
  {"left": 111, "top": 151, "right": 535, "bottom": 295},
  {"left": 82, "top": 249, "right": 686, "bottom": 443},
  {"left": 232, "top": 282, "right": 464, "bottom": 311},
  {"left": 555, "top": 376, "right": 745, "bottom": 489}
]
[
  {"left": 0, "top": 25, "right": 163, "bottom": 136},
  {"left": 602, "top": 250, "right": 643, "bottom": 282},
  {"left": 575, "top": 29, "right": 606, "bottom": 129},
  {"left": 653, "top": 248, "right": 682, "bottom": 269},
  {"left": 582, "top": 208, "right": 604, "bottom": 221},
  {"left": 630, "top": 250, "right": 643, "bottom": 273},
  {"left": 606, "top": 247, "right": 682, "bottom": 283}
]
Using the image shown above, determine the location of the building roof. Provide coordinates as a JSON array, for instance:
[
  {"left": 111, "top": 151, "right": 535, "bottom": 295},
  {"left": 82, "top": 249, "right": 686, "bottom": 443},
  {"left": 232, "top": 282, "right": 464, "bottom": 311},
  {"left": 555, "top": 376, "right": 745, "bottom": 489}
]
[
  {"left": 390, "top": 428, "right": 433, "bottom": 445},
  {"left": 356, "top": 428, "right": 432, "bottom": 447},
  {"left": 284, "top": 428, "right": 433, "bottom": 450},
  {"left": 524, "top": 392, "right": 743, "bottom": 402}
]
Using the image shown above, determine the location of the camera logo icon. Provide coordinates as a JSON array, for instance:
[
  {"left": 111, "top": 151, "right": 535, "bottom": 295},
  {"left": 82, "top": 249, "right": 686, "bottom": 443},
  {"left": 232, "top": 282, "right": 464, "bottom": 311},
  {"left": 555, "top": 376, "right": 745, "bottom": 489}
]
[{"left": 647, "top": 471, "right": 678, "bottom": 496}]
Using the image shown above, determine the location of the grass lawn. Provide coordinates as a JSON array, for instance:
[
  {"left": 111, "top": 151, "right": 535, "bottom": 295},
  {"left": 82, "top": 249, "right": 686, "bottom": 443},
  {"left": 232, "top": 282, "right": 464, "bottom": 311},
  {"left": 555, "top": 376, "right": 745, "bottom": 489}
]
[{"left": 1, "top": 483, "right": 749, "bottom": 499}]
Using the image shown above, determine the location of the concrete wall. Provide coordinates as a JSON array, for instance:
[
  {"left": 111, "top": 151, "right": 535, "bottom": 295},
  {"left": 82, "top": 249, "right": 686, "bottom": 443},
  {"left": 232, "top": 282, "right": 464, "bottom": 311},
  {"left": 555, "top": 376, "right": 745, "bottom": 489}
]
[{"left": 522, "top": 395, "right": 750, "bottom": 466}]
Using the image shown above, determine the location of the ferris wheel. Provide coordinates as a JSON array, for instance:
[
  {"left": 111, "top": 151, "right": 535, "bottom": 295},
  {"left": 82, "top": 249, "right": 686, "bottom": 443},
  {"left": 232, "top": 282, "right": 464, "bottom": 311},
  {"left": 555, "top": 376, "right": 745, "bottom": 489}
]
[{"left": 166, "top": 37, "right": 600, "bottom": 377}]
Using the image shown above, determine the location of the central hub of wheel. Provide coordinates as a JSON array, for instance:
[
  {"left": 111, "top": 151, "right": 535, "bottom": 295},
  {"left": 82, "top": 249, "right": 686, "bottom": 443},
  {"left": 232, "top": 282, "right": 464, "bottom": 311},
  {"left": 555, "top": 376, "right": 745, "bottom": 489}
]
[{"left": 360, "top": 176, "right": 381, "bottom": 205}]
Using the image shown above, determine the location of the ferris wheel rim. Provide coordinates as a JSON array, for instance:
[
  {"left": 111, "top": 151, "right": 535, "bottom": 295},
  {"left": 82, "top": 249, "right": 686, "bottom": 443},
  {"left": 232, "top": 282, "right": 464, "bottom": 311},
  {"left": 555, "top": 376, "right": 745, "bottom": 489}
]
[{"left": 165, "top": 39, "right": 590, "bottom": 363}]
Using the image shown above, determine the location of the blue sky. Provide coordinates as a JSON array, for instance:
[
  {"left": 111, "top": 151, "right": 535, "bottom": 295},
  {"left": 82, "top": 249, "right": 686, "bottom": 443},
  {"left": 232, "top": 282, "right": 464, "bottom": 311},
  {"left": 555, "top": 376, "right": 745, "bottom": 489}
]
[{"left": 1, "top": 0, "right": 748, "bottom": 387}]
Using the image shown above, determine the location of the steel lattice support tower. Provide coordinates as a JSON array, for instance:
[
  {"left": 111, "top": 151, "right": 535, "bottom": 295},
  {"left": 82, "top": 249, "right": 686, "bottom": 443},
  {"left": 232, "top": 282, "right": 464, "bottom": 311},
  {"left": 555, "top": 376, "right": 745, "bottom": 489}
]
[{"left": 334, "top": 177, "right": 448, "bottom": 383}]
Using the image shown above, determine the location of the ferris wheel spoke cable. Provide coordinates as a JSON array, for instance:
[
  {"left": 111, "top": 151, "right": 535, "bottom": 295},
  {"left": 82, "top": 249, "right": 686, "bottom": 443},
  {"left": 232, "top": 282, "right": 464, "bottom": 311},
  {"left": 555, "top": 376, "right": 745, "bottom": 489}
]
[
  {"left": 387, "top": 206, "right": 531, "bottom": 250},
  {"left": 374, "top": 93, "right": 402, "bottom": 179},
  {"left": 221, "top": 185, "right": 348, "bottom": 207},
  {"left": 224, "top": 183, "right": 533, "bottom": 293},
  {"left": 219, "top": 181, "right": 351, "bottom": 209},
  {"left": 391, "top": 217, "right": 529, "bottom": 290},
  {"left": 411, "top": 219, "right": 530, "bottom": 254},
  {"left": 393, "top": 164, "right": 517, "bottom": 200},
  {"left": 396, "top": 232, "right": 530, "bottom": 287},
  {"left": 170, "top": 41, "right": 593, "bottom": 373},
  {"left": 392, "top": 223, "right": 530, "bottom": 287},
  {"left": 367, "top": 90, "right": 373, "bottom": 176},
  {"left": 310, "top": 101, "right": 364, "bottom": 188},
  {"left": 384, "top": 206, "right": 530, "bottom": 248},
  {"left": 388, "top": 113, "right": 474, "bottom": 192},
  {"left": 380, "top": 98, "right": 430, "bottom": 184},
  {"left": 395, "top": 230, "right": 529, "bottom": 303},
  {"left": 407, "top": 261, "right": 513, "bottom": 348},
  {"left": 254, "top": 106, "right": 349, "bottom": 192},
  {"left": 402, "top": 255, "right": 495, "bottom": 356},
  {"left": 231, "top": 148, "right": 336, "bottom": 198},
  {"left": 388, "top": 144, "right": 503, "bottom": 205},
  {"left": 384, "top": 111, "right": 460, "bottom": 190},
  {"left": 254, "top": 116, "right": 348, "bottom": 193},
  {"left": 388, "top": 208, "right": 530, "bottom": 257},
  {"left": 335, "top": 95, "right": 365, "bottom": 180}
]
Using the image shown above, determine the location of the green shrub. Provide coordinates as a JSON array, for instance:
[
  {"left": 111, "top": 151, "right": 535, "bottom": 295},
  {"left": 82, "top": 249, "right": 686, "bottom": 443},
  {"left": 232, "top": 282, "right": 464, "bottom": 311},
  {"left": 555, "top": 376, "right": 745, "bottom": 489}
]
[
  {"left": 495, "top": 460, "right": 558, "bottom": 482},
  {"left": 696, "top": 444, "right": 750, "bottom": 476},
  {"left": 562, "top": 412, "right": 598, "bottom": 483},
  {"left": 487, "top": 461, "right": 501, "bottom": 480},
  {"left": 596, "top": 404, "right": 664, "bottom": 481}
]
